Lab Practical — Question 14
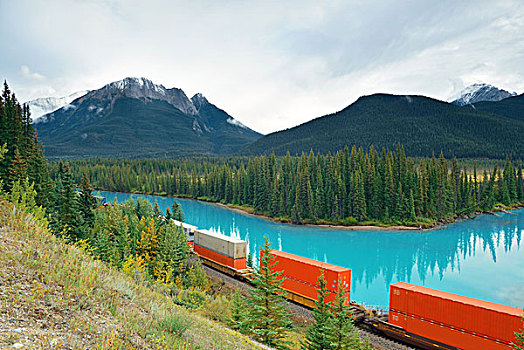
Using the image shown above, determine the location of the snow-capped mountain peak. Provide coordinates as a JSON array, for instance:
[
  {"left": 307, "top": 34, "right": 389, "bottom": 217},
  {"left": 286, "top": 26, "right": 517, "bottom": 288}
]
[
  {"left": 191, "top": 93, "right": 209, "bottom": 111},
  {"left": 95, "top": 77, "right": 197, "bottom": 115},
  {"left": 451, "top": 83, "right": 517, "bottom": 106},
  {"left": 107, "top": 77, "right": 166, "bottom": 94},
  {"left": 27, "top": 90, "right": 89, "bottom": 123}
]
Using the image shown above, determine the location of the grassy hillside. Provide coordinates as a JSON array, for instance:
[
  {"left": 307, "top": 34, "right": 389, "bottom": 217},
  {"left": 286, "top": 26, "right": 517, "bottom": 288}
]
[
  {"left": 0, "top": 198, "right": 264, "bottom": 349},
  {"left": 241, "top": 94, "right": 524, "bottom": 158}
]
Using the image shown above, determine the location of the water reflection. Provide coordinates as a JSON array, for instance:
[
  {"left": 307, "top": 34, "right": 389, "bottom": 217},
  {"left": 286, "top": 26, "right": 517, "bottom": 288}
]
[{"left": 98, "top": 191, "right": 524, "bottom": 308}]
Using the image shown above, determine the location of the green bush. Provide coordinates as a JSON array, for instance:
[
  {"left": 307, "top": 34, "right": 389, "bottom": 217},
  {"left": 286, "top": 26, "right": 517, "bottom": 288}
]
[
  {"left": 174, "top": 289, "right": 207, "bottom": 310},
  {"left": 159, "top": 313, "right": 191, "bottom": 337}
]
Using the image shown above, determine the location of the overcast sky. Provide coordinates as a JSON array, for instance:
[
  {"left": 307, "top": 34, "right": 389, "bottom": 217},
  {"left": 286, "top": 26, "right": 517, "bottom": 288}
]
[{"left": 1, "top": 0, "right": 523, "bottom": 134}]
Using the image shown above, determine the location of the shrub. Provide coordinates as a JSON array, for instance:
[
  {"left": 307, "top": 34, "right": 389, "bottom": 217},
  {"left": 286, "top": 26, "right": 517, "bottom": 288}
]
[
  {"left": 201, "top": 295, "right": 231, "bottom": 323},
  {"left": 159, "top": 313, "right": 191, "bottom": 337}
]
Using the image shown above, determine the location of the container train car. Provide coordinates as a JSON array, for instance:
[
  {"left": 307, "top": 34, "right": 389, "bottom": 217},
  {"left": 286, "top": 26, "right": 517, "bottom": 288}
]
[
  {"left": 368, "top": 282, "right": 523, "bottom": 350},
  {"left": 263, "top": 249, "right": 351, "bottom": 308},
  {"left": 186, "top": 224, "right": 522, "bottom": 350},
  {"left": 193, "top": 229, "right": 253, "bottom": 278}
]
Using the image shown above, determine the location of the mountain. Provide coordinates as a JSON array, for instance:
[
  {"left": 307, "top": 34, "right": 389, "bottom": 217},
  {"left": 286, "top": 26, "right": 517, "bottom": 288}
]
[
  {"left": 451, "top": 83, "right": 517, "bottom": 106},
  {"left": 241, "top": 94, "right": 524, "bottom": 159},
  {"left": 35, "top": 77, "right": 261, "bottom": 158},
  {"left": 468, "top": 93, "right": 524, "bottom": 122},
  {"left": 27, "top": 91, "right": 88, "bottom": 122}
]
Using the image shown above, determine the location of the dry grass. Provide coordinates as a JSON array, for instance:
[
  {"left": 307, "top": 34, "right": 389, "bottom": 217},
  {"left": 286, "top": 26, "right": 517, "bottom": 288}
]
[{"left": 0, "top": 199, "right": 266, "bottom": 350}]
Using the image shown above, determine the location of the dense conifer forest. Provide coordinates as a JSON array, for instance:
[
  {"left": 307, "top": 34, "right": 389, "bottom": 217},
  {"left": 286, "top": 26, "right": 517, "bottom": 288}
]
[
  {"left": 61, "top": 147, "right": 524, "bottom": 227},
  {"left": 0, "top": 81, "right": 52, "bottom": 207},
  {"left": 241, "top": 94, "right": 524, "bottom": 159}
]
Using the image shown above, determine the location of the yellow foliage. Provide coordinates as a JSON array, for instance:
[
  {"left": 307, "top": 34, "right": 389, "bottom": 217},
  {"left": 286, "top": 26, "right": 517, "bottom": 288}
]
[
  {"left": 122, "top": 255, "right": 146, "bottom": 278},
  {"left": 154, "top": 262, "right": 175, "bottom": 289},
  {"left": 74, "top": 239, "right": 94, "bottom": 256},
  {"left": 136, "top": 218, "right": 159, "bottom": 264}
]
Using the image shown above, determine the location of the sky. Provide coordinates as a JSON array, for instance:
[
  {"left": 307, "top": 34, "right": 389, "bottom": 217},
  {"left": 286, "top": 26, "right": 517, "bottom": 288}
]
[{"left": 1, "top": 0, "right": 523, "bottom": 134}]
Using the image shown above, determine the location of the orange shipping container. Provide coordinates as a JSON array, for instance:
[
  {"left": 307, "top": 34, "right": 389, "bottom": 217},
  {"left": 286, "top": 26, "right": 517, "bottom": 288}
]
[
  {"left": 389, "top": 282, "right": 523, "bottom": 350},
  {"left": 194, "top": 244, "right": 247, "bottom": 270},
  {"left": 263, "top": 250, "right": 351, "bottom": 304}
]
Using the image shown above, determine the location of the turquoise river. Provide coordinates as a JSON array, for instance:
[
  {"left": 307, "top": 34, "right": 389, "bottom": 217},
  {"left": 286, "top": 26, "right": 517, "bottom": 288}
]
[{"left": 98, "top": 191, "right": 524, "bottom": 310}]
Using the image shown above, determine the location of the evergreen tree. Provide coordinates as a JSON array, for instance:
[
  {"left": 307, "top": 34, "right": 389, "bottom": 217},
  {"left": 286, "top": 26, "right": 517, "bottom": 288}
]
[
  {"left": 329, "top": 281, "right": 361, "bottom": 350},
  {"left": 8, "top": 149, "right": 28, "bottom": 185},
  {"left": 0, "top": 82, "right": 51, "bottom": 207},
  {"left": 247, "top": 252, "right": 253, "bottom": 268},
  {"left": 171, "top": 201, "right": 183, "bottom": 221},
  {"left": 228, "top": 291, "right": 250, "bottom": 334},
  {"left": 247, "top": 237, "right": 291, "bottom": 348},
  {"left": 514, "top": 315, "right": 524, "bottom": 350},
  {"left": 303, "top": 270, "right": 333, "bottom": 350},
  {"left": 51, "top": 162, "right": 81, "bottom": 240},
  {"left": 156, "top": 222, "right": 189, "bottom": 281},
  {"left": 78, "top": 172, "right": 96, "bottom": 238}
]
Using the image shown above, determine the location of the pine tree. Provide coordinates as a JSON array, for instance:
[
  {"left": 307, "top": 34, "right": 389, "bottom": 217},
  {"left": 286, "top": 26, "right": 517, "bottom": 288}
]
[
  {"left": 303, "top": 270, "right": 333, "bottom": 350},
  {"left": 51, "top": 162, "right": 81, "bottom": 240},
  {"left": 246, "top": 236, "right": 291, "bottom": 348},
  {"left": 78, "top": 172, "right": 96, "bottom": 238},
  {"left": 8, "top": 149, "right": 28, "bottom": 186},
  {"left": 171, "top": 201, "right": 183, "bottom": 221},
  {"left": 352, "top": 170, "right": 367, "bottom": 221},
  {"left": 0, "top": 144, "right": 7, "bottom": 191},
  {"left": 247, "top": 252, "right": 254, "bottom": 268},
  {"left": 513, "top": 315, "right": 524, "bottom": 350},
  {"left": 228, "top": 291, "right": 250, "bottom": 334},
  {"left": 329, "top": 281, "right": 361, "bottom": 350},
  {"left": 156, "top": 222, "right": 189, "bottom": 282}
]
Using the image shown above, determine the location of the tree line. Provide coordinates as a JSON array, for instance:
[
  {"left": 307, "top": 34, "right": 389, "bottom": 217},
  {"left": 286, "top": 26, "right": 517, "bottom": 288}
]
[
  {"left": 62, "top": 147, "right": 524, "bottom": 227},
  {"left": 0, "top": 81, "right": 206, "bottom": 291},
  {"left": 0, "top": 81, "right": 52, "bottom": 207}
]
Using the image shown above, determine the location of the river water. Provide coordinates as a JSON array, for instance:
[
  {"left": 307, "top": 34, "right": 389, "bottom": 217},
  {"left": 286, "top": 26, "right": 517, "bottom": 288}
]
[{"left": 98, "top": 190, "right": 524, "bottom": 309}]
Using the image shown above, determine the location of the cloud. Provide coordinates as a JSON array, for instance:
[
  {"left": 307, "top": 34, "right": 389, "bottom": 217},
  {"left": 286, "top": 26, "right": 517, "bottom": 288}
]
[
  {"left": 20, "top": 65, "right": 46, "bottom": 81},
  {"left": 1, "top": 0, "right": 523, "bottom": 134}
]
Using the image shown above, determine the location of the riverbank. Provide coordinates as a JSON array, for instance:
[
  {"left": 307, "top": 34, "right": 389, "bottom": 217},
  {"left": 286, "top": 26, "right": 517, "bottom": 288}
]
[
  {"left": 94, "top": 188, "right": 449, "bottom": 231},
  {"left": 95, "top": 188, "right": 523, "bottom": 231},
  {"left": 212, "top": 202, "right": 423, "bottom": 231}
]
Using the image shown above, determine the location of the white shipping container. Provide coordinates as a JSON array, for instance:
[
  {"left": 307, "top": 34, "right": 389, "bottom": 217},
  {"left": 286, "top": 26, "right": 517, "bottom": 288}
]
[{"left": 194, "top": 229, "right": 247, "bottom": 259}]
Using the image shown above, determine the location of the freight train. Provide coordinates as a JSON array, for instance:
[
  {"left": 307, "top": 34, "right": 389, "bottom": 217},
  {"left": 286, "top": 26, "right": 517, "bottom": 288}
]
[{"left": 175, "top": 222, "right": 523, "bottom": 350}]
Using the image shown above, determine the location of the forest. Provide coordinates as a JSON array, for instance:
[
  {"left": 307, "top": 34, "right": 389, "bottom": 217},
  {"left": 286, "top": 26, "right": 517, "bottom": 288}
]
[
  {"left": 61, "top": 147, "right": 524, "bottom": 227},
  {"left": 1, "top": 81, "right": 379, "bottom": 349}
]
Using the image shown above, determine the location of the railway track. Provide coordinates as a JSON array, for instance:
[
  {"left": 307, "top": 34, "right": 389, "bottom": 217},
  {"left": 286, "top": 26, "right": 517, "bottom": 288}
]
[{"left": 202, "top": 264, "right": 420, "bottom": 350}]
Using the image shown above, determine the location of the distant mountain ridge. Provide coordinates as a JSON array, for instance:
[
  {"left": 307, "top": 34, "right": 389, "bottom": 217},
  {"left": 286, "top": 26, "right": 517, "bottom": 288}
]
[
  {"left": 468, "top": 93, "right": 524, "bottom": 122},
  {"left": 35, "top": 77, "right": 261, "bottom": 158},
  {"left": 241, "top": 93, "right": 524, "bottom": 159},
  {"left": 451, "top": 83, "right": 517, "bottom": 106},
  {"left": 27, "top": 90, "right": 89, "bottom": 122}
]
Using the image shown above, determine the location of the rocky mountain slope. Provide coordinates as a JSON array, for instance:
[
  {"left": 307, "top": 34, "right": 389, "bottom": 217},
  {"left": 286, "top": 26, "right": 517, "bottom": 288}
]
[
  {"left": 35, "top": 77, "right": 261, "bottom": 158},
  {"left": 451, "top": 83, "right": 517, "bottom": 106}
]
